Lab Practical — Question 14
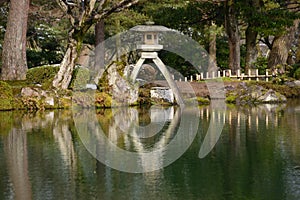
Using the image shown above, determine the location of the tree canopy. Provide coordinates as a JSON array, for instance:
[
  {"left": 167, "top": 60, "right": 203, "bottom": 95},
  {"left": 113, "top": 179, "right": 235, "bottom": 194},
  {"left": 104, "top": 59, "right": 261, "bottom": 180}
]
[{"left": 0, "top": 0, "right": 300, "bottom": 84}]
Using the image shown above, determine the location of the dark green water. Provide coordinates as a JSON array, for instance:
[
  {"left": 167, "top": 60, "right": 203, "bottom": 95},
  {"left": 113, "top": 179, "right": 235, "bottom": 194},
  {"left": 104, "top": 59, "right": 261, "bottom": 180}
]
[{"left": 0, "top": 100, "right": 300, "bottom": 200}]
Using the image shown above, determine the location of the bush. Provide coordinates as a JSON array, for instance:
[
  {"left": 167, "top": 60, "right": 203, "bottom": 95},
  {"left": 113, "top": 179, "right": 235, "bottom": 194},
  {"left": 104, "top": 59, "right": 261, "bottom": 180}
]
[
  {"left": 225, "top": 94, "right": 237, "bottom": 104},
  {"left": 0, "top": 81, "right": 13, "bottom": 110},
  {"left": 294, "top": 67, "right": 300, "bottom": 80},
  {"left": 253, "top": 56, "right": 268, "bottom": 74},
  {"left": 26, "top": 65, "right": 60, "bottom": 89}
]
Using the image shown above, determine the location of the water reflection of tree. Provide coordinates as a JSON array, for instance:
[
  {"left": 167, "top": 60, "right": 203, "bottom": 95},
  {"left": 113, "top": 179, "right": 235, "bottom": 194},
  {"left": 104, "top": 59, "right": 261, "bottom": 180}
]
[
  {"left": 193, "top": 103, "right": 291, "bottom": 199},
  {"left": 4, "top": 127, "right": 32, "bottom": 200}
]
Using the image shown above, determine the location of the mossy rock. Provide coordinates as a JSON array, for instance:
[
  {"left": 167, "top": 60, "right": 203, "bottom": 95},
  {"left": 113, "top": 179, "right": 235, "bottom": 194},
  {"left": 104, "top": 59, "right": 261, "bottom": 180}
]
[
  {"left": 26, "top": 65, "right": 60, "bottom": 89},
  {"left": 95, "top": 92, "right": 112, "bottom": 108},
  {"left": 69, "top": 66, "right": 90, "bottom": 90},
  {"left": 0, "top": 81, "right": 13, "bottom": 110},
  {"left": 254, "top": 81, "right": 300, "bottom": 98}
]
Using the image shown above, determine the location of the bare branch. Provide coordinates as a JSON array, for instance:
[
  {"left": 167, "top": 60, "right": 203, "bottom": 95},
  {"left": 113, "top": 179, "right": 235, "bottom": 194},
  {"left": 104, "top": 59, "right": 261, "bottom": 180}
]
[
  {"left": 56, "top": 0, "right": 68, "bottom": 13},
  {"left": 96, "top": 0, "right": 108, "bottom": 13},
  {"left": 56, "top": 0, "right": 78, "bottom": 27},
  {"left": 94, "top": 0, "right": 139, "bottom": 22},
  {"left": 0, "top": 0, "right": 9, "bottom": 5}
]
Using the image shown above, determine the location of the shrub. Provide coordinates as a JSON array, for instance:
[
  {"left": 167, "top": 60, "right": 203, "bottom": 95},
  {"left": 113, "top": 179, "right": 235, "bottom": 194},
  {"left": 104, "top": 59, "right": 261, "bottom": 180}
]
[
  {"left": 26, "top": 65, "right": 60, "bottom": 89},
  {"left": 294, "top": 67, "right": 300, "bottom": 80},
  {"left": 225, "top": 94, "right": 237, "bottom": 104},
  {"left": 253, "top": 56, "right": 268, "bottom": 74}
]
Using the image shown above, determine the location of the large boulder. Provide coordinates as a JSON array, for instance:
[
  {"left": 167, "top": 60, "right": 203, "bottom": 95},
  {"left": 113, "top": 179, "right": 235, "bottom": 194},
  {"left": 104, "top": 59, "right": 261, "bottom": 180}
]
[
  {"left": 20, "top": 87, "right": 58, "bottom": 110},
  {"left": 107, "top": 63, "right": 138, "bottom": 106},
  {"left": 226, "top": 82, "right": 287, "bottom": 105},
  {"left": 258, "top": 89, "right": 287, "bottom": 103}
]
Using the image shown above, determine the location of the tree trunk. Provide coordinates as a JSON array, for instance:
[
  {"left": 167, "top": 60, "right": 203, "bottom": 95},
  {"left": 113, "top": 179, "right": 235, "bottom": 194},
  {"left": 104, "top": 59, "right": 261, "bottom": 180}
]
[
  {"left": 1, "top": 0, "right": 30, "bottom": 80},
  {"left": 52, "top": 38, "right": 80, "bottom": 89},
  {"left": 94, "top": 19, "right": 105, "bottom": 81},
  {"left": 225, "top": 0, "right": 240, "bottom": 74},
  {"left": 296, "top": 33, "right": 300, "bottom": 63},
  {"left": 209, "top": 22, "right": 217, "bottom": 70},
  {"left": 245, "top": 25, "right": 258, "bottom": 72},
  {"left": 268, "top": 20, "right": 299, "bottom": 73}
]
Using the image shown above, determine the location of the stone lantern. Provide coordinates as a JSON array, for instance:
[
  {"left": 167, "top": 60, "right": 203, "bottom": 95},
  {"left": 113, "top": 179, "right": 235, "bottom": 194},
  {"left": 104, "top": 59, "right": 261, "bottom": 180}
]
[{"left": 129, "top": 22, "right": 184, "bottom": 105}]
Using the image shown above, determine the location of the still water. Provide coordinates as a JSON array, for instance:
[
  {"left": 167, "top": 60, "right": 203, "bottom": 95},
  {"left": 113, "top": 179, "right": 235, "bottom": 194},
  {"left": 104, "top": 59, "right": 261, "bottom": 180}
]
[{"left": 0, "top": 100, "right": 300, "bottom": 200}]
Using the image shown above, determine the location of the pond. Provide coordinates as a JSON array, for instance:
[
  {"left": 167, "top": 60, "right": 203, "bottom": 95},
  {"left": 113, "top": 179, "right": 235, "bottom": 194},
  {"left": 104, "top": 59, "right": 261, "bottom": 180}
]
[{"left": 0, "top": 100, "right": 300, "bottom": 200}]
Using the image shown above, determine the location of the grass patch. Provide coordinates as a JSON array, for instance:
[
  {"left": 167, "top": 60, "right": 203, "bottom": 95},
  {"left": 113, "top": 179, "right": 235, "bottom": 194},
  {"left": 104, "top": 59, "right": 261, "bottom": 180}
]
[{"left": 0, "top": 81, "right": 13, "bottom": 110}]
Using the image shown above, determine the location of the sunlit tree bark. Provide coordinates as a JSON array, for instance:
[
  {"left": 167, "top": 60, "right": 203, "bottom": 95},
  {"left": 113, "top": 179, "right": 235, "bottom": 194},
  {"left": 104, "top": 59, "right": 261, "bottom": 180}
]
[
  {"left": 268, "top": 20, "right": 299, "bottom": 73},
  {"left": 1, "top": 0, "right": 30, "bottom": 80},
  {"left": 209, "top": 22, "right": 217, "bottom": 69}
]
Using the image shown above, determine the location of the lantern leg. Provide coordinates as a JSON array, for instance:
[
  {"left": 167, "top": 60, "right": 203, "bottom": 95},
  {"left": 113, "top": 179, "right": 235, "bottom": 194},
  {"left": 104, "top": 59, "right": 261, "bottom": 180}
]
[
  {"left": 153, "top": 57, "right": 184, "bottom": 106},
  {"left": 130, "top": 58, "right": 146, "bottom": 82}
]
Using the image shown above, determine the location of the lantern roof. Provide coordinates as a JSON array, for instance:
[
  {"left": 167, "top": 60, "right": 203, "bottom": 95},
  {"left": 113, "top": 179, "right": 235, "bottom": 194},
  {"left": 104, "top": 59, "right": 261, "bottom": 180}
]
[{"left": 130, "top": 22, "right": 170, "bottom": 32}]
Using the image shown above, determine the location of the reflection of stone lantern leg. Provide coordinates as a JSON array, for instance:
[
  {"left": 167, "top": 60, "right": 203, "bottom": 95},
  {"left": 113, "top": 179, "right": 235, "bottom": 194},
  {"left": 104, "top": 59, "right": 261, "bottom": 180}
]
[{"left": 130, "top": 22, "right": 184, "bottom": 105}]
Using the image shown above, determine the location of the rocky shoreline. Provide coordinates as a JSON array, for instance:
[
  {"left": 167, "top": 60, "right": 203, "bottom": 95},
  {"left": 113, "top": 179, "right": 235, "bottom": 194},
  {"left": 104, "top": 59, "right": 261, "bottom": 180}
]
[{"left": 0, "top": 79, "right": 299, "bottom": 111}]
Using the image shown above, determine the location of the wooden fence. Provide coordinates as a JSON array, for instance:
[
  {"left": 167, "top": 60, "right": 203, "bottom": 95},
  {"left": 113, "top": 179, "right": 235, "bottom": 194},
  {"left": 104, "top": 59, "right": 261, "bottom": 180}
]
[{"left": 178, "top": 69, "right": 274, "bottom": 82}]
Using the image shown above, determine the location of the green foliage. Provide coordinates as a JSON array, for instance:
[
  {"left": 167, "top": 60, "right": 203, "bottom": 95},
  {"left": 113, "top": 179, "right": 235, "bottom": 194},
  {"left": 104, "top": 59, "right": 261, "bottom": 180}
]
[
  {"left": 239, "top": 0, "right": 299, "bottom": 37},
  {"left": 253, "top": 56, "right": 268, "bottom": 74},
  {"left": 69, "top": 66, "right": 91, "bottom": 90},
  {"left": 225, "top": 94, "right": 237, "bottom": 104},
  {"left": 159, "top": 50, "right": 196, "bottom": 77},
  {"left": 216, "top": 36, "right": 229, "bottom": 70},
  {"left": 27, "top": 24, "right": 65, "bottom": 68},
  {"left": 196, "top": 97, "right": 210, "bottom": 105},
  {"left": 294, "top": 67, "right": 300, "bottom": 80},
  {"left": 105, "top": 9, "right": 149, "bottom": 36},
  {"left": 0, "top": 81, "right": 13, "bottom": 110},
  {"left": 26, "top": 65, "right": 60, "bottom": 89}
]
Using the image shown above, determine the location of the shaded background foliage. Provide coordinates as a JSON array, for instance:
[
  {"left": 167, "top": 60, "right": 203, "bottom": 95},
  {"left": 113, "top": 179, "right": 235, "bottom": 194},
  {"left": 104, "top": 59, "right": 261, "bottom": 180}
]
[{"left": 0, "top": 0, "right": 300, "bottom": 79}]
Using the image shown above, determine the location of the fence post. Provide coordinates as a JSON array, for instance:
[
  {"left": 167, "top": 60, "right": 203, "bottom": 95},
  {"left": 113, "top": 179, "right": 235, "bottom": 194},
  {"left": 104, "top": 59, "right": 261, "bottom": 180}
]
[
  {"left": 256, "top": 69, "right": 259, "bottom": 81},
  {"left": 266, "top": 70, "right": 269, "bottom": 82},
  {"left": 218, "top": 71, "right": 221, "bottom": 78},
  {"left": 237, "top": 69, "right": 241, "bottom": 77},
  {"left": 185, "top": 77, "right": 187, "bottom": 82}
]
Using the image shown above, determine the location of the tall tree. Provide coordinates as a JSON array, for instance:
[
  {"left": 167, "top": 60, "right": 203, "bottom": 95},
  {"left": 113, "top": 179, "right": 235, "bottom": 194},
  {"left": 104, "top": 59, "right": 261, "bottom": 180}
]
[
  {"left": 224, "top": 0, "right": 240, "bottom": 74},
  {"left": 52, "top": 0, "right": 139, "bottom": 89},
  {"left": 1, "top": 0, "right": 30, "bottom": 80},
  {"left": 268, "top": 20, "right": 299, "bottom": 73},
  {"left": 244, "top": 0, "right": 262, "bottom": 72},
  {"left": 267, "top": 1, "right": 299, "bottom": 73}
]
